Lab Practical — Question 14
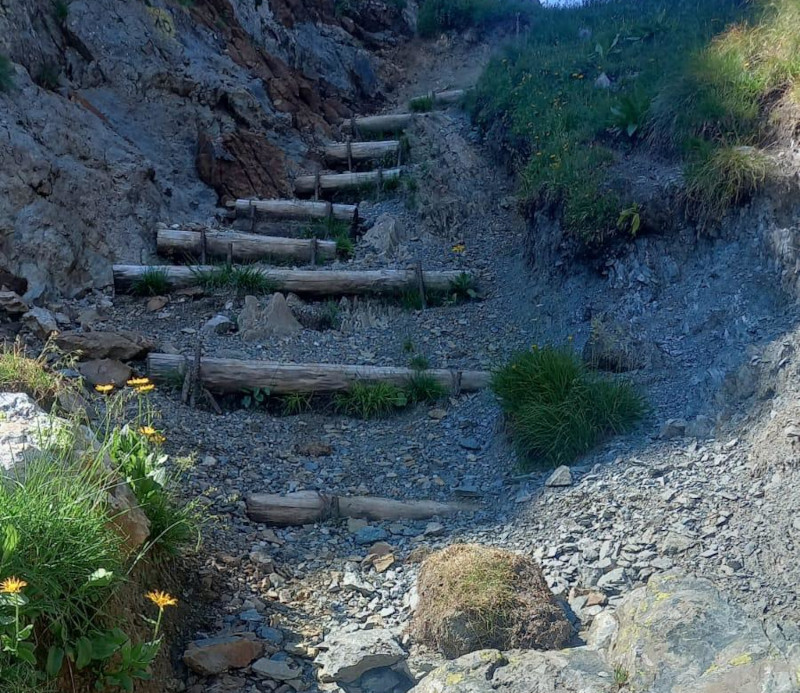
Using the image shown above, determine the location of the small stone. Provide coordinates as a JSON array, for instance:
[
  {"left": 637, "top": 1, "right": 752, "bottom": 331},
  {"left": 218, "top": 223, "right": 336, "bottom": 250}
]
[
  {"left": 201, "top": 315, "right": 234, "bottom": 335},
  {"left": 22, "top": 307, "right": 58, "bottom": 338},
  {"left": 594, "top": 72, "right": 612, "bottom": 89},
  {"left": 354, "top": 526, "right": 388, "bottom": 545},
  {"left": 343, "top": 567, "right": 375, "bottom": 596},
  {"left": 183, "top": 635, "right": 262, "bottom": 675},
  {"left": 660, "top": 418, "right": 687, "bottom": 439},
  {"left": 347, "top": 518, "right": 369, "bottom": 533},
  {"left": 257, "top": 626, "right": 285, "bottom": 645},
  {"left": 545, "top": 465, "right": 573, "bottom": 487},
  {"left": 423, "top": 522, "right": 445, "bottom": 537},
  {"left": 458, "top": 437, "right": 481, "bottom": 451},
  {"left": 314, "top": 629, "right": 405, "bottom": 684},
  {"left": 0, "top": 291, "right": 29, "bottom": 315},
  {"left": 251, "top": 657, "right": 301, "bottom": 681},
  {"left": 428, "top": 408, "right": 447, "bottom": 420},
  {"left": 77, "top": 359, "right": 132, "bottom": 387},
  {"left": 239, "top": 609, "right": 263, "bottom": 622},
  {"left": 146, "top": 296, "right": 169, "bottom": 312}
]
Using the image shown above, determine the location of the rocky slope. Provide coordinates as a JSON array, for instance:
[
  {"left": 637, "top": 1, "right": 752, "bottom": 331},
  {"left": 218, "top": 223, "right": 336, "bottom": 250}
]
[{"left": 0, "top": 0, "right": 410, "bottom": 299}]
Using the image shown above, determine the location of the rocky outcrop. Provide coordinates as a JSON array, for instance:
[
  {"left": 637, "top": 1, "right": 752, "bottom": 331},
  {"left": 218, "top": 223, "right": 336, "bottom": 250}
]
[
  {"left": 409, "top": 572, "right": 800, "bottom": 693},
  {"left": 0, "top": 0, "right": 408, "bottom": 298}
]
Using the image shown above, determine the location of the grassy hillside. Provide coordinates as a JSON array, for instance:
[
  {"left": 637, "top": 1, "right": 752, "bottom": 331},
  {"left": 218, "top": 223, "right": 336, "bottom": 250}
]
[{"left": 464, "top": 0, "right": 800, "bottom": 255}]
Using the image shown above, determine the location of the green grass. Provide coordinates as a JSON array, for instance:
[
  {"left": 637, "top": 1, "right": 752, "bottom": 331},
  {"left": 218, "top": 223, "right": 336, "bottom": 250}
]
[
  {"left": 492, "top": 347, "right": 644, "bottom": 469},
  {"left": 417, "top": 0, "right": 535, "bottom": 37},
  {"left": 303, "top": 219, "right": 354, "bottom": 259},
  {"left": 0, "top": 54, "right": 13, "bottom": 93},
  {"left": 334, "top": 382, "right": 408, "bottom": 418},
  {"left": 410, "top": 95, "right": 434, "bottom": 113},
  {"left": 469, "top": 0, "right": 769, "bottom": 253},
  {"left": 0, "top": 347, "right": 65, "bottom": 406},
  {"left": 193, "top": 264, "right": 275, "bottom": 294},
  {"left": 282, "top": 392, "right": 313, "bottom": 415},
  {"left": 407, "top": 372, "right": 446, "bottom": 404},
  {"left": 53, "top": 0, "right": 69, "bottom": 22},
  {"left": 132, "top": 267, "right": 170, "bottom": 297}
]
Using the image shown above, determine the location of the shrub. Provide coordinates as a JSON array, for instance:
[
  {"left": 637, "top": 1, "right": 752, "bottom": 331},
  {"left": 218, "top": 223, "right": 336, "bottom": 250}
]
[
  {"left": 492, "top": 346, "right": 644, "bottom": 468},
  {"left": 0, "top": 54, "right": 13, "bottom": 93},
  {"left": 334, "top": 382, "right": 408, "bottom": 418},
  {"left": 412, "top": 544, "right": 571, "bottom": 658},
  {"left": 132, "top": 267, "right": 170, "bottom": 297}
]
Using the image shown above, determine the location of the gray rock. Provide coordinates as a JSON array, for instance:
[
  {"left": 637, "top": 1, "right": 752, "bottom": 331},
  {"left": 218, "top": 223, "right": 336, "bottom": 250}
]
[
  {"left": 22, "top": 307, "right": 58, "bottom": 338},
  {"left": 609, "top": 571, "right": 800, "bottom": 692},
  {"left": 314, "top": 629, "right": 405, "bottom": 684},
  {"left": 660, "top": 418, "right": 688, "bottom": 439},
  {"left": 661, "top": 531, "right": 696, "bottom": 555},
  {"left": 0, "top": 291, "right": 29, "bottom": 315},
  {"left": 252, "top": 656, "right": 302, "bottom": 681},
  {"left": 354, "top": 526, "right": 389, "bottom": 545},
  {"left": 55, "top": 330, "right": 154, "bottom": 361},
  {"left": 358, "top": 666, "right": 413, "bottom": 693},
  {"left": 257, "top": 626, "right": 285, "bottom": 645},
  {"left": 238, "top": 294, "right": 302, "bottom": 342},
  {"left": 202, "top": 314, "right": 234, "bottom": 336},
  {"left": 594, "top": 72, "right": 612, "bottom": 89},
  {"left": 545, "top": 465, "right": 573, "bottom": 487},
  {"left": 343, "top": 567, "right": 375, "bottom": 596},
  {"left": 362, "top": 214, "right": 407, "bottom": 256},
  {"left": 183, "top": 635, "right": 262, "bottom": 676},
  {"left": 582, "top": 318, "right": 645, "bottom": 372},
  {"left": 77, "top": 359, "right": 132, "bottom": 387}
]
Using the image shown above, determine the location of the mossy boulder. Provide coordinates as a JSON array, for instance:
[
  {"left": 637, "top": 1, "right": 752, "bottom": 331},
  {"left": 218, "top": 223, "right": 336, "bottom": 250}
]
[{"left": 411, "top": 544, "right": 572, "bottom": 658}]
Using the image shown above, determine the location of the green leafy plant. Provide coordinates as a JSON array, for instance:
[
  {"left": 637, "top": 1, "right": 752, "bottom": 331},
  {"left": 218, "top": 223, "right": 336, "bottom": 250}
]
[
  {"left": 410, "top": 95, "right": 434, "bottom": 113},
  {"left": 53, "top": 0, "right": 69, "bottom": 22},
  {"left": 613, "top": 664, "right": 630, "bottom": 688},
  {"left": 491, "top": 346, "right": 645, "bottom": 469},
  {"left": 0, "top": 54, "right": 14, "bottom": 93},
  {"left": 449, "top": 273, "right": 479, "bottom": 302},
  {"left": 610, "top": 92, "right": 651, "bottom": 139},
  {"left": 318, "top": 300, "right": 341, "bottom": 330},
  {"left": 282, "top": 392, "right": 312, "bottom": 416},
  {"left": 617, "top": 203, "right": 642, "bottom": 237},
  {"left": 132, "top": 267, "right": 170, "bottom": 297},
  {"left": 241, "top": 386, "right": 269, "bottom": 409},
  {"left": 334, "top": 382, "right": 408, "bottom": 418},
  {"left": 335, "top": 232, "right": 355, "bottom": 259},
  {"left": 409, "top": 354, "right": 430, "bottom": 371}
]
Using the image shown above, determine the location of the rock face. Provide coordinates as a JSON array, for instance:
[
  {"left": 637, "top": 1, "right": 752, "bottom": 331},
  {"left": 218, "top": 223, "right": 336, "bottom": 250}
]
[
  {"left": 410, "top": 573, "right": 800, "bottom": 693},
  {"left": 412, "top": 544, "right": 572, "bottom": 658},
  {"left": 0, "top": 0, "right": 408, "bottom": 298}
]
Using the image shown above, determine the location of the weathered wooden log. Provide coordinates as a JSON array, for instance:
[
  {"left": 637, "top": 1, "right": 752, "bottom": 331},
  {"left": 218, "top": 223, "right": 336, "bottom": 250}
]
[
  {"left": 157, "top": 228, "right": 337, "bottom": 263},
  {"left": 114, "top": 265, "right": 469, "bottom": 296},
  {"left": 246, "top": 490, "right": 476, "bottom": 526},
  {"left": 231, "top": 198, "right": 358, "bottom": 222},
  {"left": 410, "top": 89, "right": 467, "bottom": 109},
  {"left": 325, "top": 140, "right": 400, "bottom": 165},
  {"left": 147, "top": 354, "right": 491, "bottom": 394},
  {"left": 344, "top": 113, "right": 415, "bottom": 135},
  {"left": 295, "top": 168, "right": 402, "bottom": 196}
]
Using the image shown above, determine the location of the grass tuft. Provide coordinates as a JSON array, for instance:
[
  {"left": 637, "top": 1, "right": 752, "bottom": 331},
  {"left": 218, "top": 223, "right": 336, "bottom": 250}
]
[
  {"left": 193, "top": 264, "right": 275, "bottom": 294},
  {"left": 132, "top": 267, "right": 170, "bottom": 297},
  {"left": 0, "top": 54, "right": 13, "bottom": 93},
  {"left": 492, "top": 347, "right": 644, "bottom": 469},
  {"left": 282, "top": 392, "right": 312, "bottom": 416},
  {"left": 407, "top": 372, "right": 446, "bottom": 404},
  {"left": 334, "top": 382, "right": 408, "bottom": 419},
  {"left": 410, "top": 95, "right": 434, "bottom": 113},
  {"left": 0, "top": 345, "right": 65, "bottom": 406}
]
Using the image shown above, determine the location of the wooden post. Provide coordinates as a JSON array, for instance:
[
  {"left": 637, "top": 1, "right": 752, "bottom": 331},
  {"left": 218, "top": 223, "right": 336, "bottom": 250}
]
[
  {"left": 415, "top": 260, "right": 427, "bottom": 310},
  {"left": 200, "top": 229, "right": 207, "bottom": 265}
]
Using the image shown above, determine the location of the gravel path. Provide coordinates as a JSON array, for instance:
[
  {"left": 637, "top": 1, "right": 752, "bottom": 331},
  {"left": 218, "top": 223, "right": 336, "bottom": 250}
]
[{"left": 92, "top": 34, "right": 800, "bottom": 693}]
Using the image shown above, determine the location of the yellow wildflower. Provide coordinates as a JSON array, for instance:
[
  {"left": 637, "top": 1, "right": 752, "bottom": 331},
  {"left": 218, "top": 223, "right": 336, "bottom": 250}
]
[
  {"left": 451, "top": 243, "right": 466, "bottom": 253},
  {"left": 95, "top": 384, "right": 115, "bottom": 394},
  {"left": 127, "top": 377, "right": 151, "bottom": 387},
  {"left": 146, "top": 591, "right": 178, "bottom": 609},
  {"left": 0, "top": 577, "right": 27, "bottom": 594},
  {"left": 135, "top": 384, "right": 156, "bottom": 394},
  {"left": 138, "top": 426, "right": 157, "bottom": 436},
  {"left": 151, "top": 434, "right": 166, "bottom": 445}
]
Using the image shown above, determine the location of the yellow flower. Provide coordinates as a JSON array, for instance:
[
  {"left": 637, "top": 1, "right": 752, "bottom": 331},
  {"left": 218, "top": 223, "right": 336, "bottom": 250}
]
[
  {"left": 135, "top": 384, "right": 156, "bottom": 394},
  {"left": 451, "top": 243, "right": 466, "bottom": 253},
  {"left": 146, "top": 591, "right": 178, "bottom": 609},
  {"left": 138, "top": 426, "right": 157, "bottom": 436},
  {"left": 0, "top": 577, "right": 27, "bottom": 594},
  {"left": 127, "top": 377, "right": 151, "bottom": 387},
  {"left": 95, "top": 384, "right": 115, "bottom": 394}
]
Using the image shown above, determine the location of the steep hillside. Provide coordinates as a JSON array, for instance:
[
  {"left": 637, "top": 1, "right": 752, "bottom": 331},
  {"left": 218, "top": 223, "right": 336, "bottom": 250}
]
[{"left": 0, "top": 0, "right": 410, "bottom": 299}]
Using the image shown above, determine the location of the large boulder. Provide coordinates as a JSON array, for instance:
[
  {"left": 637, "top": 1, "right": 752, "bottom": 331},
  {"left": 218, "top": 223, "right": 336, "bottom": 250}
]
[
  {"left": 608, "top": 571, "right": 800, "bottom": 693},
  {"left": 55, "top": 330, "right": 155, "bottom": 361},
  {"left": 412, "top": 544, "right": 572, "bottom": 658}
]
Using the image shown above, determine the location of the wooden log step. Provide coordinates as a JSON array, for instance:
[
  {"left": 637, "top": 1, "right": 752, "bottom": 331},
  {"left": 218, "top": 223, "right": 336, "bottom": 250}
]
[
  {"left": 231, "top": 198, "right": 358, "bottom": 222},
  {"left": 324, "top": 140, "right": 400, "bottom": 165},
  {"left": 113, "top": 265, "right": 470, "bottom": 296},
  {"left": 410, "top": 89, "right": 467, "bottom": 109},
  {"left": 157, "top": 228, "right": 337, "bottom": 264},
  {"left": 344, "top": 113, "right": 415, "bottom": 135},
  {"left": 246, "top": 490, "right": 476, "bottom": 526},
  {"left": 295, "top": 168, "right": 402, "bottom": 196},
  {"left": 147, "top": 353, "right": 491, "bottom": 395}
]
